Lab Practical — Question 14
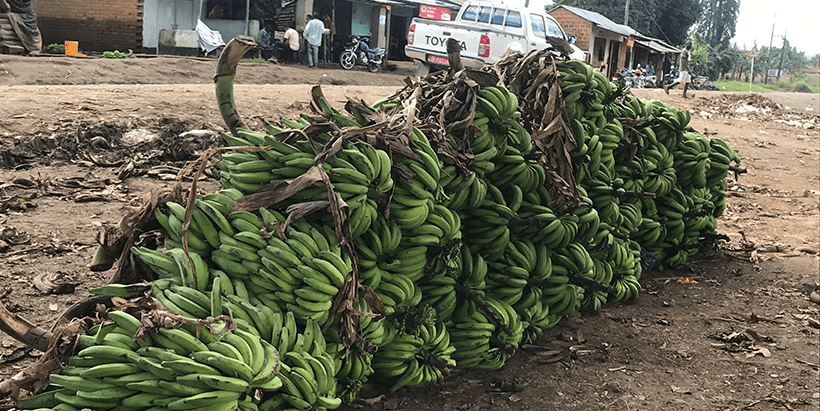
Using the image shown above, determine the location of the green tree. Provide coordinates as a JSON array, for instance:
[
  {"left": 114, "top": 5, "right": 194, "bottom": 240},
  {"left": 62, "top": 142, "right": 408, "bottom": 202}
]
[
  {"left": 695, "top": 0, "right": 740, "bottom": 48},
  {"left": 690, "top": 35, "right": 746, "bottom": 79},
  {"left": 689, "top": 36, "right": 711, "bottom": 76},
  {"left": 654, "top": 0, "right": 701, "bottom": 46},
  {"left": 552, "top": 0, "right": 700, "bottom": 46}
]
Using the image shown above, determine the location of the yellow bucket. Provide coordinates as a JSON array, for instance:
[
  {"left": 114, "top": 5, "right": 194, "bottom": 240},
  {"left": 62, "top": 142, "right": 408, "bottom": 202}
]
[{"left": 64, "top": 41, "right": 79, "bottom": 56}]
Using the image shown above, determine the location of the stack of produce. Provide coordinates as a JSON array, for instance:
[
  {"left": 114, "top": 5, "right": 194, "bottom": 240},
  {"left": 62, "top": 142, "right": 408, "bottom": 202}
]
[{"left": 17, "top": 46, "right": 742, "bottom": 411}]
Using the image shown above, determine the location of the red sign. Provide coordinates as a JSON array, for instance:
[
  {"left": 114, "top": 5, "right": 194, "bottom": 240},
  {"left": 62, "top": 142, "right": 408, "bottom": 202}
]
[
  {"left": 419, "top": 5, "right": 451, "bottom": 21},
  {"left": 746, "top": 46, "right": 759, "bottom": 58}
]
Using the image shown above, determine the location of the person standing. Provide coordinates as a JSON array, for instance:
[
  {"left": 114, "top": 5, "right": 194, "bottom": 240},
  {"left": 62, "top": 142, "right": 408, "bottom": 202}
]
[
  {"left": 321, "top": 14, "right": 333, "bottom": 65},
  {"left": 303, "top": 14, "right": 325, "bottom": 68},
  {"left": 665, "top": 41, "right": 693, "bottom": 98}
]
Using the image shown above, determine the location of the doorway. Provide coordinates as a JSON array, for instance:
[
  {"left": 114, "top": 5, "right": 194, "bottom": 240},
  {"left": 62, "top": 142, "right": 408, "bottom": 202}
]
[{"left": 389, "top": 15, "right": 406, "bottom": 60}]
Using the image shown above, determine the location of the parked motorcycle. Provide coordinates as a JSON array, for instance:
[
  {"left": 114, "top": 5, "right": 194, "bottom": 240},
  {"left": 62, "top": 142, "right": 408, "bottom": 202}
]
[
  {"left": 613, "top": 67, "right": 655, "bottom": 88},
  {"left": 339, "top": 35, "right": 384, "bottom": 73},
  {"left": 612, "top": 68, "right": 636, "bottom": 88},
  {"left": 663, "top": 69, "right": 678, "bottom": 87},
  {"left": 692, "top": 75, "right": 718, "bottom": 91},
  {"left": 640, "top": 68, "right": 657, "bottom": 88}
]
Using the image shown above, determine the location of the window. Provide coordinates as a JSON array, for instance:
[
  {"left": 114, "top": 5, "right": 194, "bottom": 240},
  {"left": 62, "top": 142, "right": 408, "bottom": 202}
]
[
  {"left": 478, "top": 6, "right": 491, "bottom": 23},
  {"left": 546, "top": 18, "right": 565, "bottom": 38},
  {"left": 461, "top": 5, "right": 478, "bottom": 21},
  {"left": 206, "top": 0, "right": 268, "bottom": 24},
  {"left": 530, "top": 14, "right": 545, "bottom": 37},
  {"left": 506, "top": 11, "right": 522, "bottom": 28},
  {"left": 491, "top": 8, "right": 506, "bottom": 25}
]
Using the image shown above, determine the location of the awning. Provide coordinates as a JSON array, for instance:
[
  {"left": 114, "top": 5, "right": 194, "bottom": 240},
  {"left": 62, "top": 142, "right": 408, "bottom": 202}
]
[
  {"left": 635, "top": 38, "right": 680, "bottom": 54},
  {"left": 353, "top": 0, "right": 403, "bottom": 6}
]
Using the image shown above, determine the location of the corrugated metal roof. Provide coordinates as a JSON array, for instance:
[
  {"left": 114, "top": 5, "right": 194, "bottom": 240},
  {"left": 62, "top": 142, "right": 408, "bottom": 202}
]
[
  {"left": 357, "top": 0, "right": 403, "bottom": 6},
  {"left": 636, "top": 38, "right": 681, "bottom": 53},
  {"left": 397, "top": 0, "right": 462, "bottom": 8},
  {"left": 549, "top": 5, "right": 637, "bottom": 37}
]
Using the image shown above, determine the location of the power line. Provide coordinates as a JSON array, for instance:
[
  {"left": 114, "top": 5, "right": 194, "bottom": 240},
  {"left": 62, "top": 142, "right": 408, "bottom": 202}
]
[{"left": 636, "top": 0, "right": 673, "bottom": 44}]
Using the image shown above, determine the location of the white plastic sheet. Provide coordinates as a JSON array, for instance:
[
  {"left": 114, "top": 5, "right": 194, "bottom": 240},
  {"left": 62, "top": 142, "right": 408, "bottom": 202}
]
[{"left": 196, "top": 19, "right": 225, "bottom": 54}]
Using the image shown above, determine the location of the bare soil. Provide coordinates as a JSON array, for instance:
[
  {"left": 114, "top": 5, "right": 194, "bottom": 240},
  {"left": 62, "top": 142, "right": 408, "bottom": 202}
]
[{"left": 0, "top": 55, "right": 818, "bottom": 411}]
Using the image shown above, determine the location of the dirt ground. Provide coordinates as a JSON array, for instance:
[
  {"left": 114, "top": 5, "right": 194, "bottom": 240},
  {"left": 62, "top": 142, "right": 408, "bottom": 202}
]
[{"left": 0, "top": 55, "right": 818, "bottom": 411}]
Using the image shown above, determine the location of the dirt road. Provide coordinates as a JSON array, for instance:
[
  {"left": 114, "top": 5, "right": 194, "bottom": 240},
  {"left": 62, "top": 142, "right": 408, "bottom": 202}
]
[{"left": 0, "top": 57, "right": 818, "bottom": 410}]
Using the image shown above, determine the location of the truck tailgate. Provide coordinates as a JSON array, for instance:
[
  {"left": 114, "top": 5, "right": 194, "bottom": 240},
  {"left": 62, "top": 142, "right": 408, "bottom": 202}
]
[{"left": 409, "top": 18, "right": 482, "bottom": 61}]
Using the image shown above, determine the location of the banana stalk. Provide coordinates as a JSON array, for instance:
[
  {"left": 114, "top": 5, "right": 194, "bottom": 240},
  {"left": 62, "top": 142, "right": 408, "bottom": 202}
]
[{"left": 215, "top": 37, "right": 257, "bottom": 137}]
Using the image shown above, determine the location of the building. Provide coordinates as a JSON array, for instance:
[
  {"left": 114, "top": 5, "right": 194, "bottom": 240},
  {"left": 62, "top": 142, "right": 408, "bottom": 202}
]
[
  {"left": 33, "top": 0, "right": 461, "bottom": 62},
  {"left": 548, "top": 5, "right": 678, "bottom": 80}
]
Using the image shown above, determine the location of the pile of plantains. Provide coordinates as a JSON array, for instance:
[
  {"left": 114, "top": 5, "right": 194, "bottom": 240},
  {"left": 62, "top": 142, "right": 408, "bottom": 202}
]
[{"left": 15, "top": 39, "right": 742, "bottom": 411}]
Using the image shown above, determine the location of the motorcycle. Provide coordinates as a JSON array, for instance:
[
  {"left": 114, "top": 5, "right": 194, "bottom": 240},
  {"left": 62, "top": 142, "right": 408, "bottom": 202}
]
[
  {"left": 339, "top": 35, "right": 384, "bottom": 73},
  {"left": 633, "top": 68, "right": 649, "bottom": 88},
  {"left": 613, "top": 68, "right": 636, "bottom": 88},
  {"left": 641, "top": 68, "right": 657, "bottom": 88},
  {"left": 663, "top": 66, "right": 679, "bottom": 88},
  {"left": 692, "top": 75, "right": 718, "bottom": 91}
]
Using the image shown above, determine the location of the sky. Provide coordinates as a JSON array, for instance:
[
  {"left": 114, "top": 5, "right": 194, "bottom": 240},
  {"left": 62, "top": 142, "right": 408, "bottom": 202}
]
[
  {"left": 535, "top": 0, "right": 820, "bottom": 56},
  {"left": 731, "top": 0, "right": 820, "bottom": 57}
]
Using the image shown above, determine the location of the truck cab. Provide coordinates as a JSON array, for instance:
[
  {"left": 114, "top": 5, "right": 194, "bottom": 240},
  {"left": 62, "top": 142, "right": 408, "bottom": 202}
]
[{"left": 406, "top": 0, "right": 585, "bottom": 74}]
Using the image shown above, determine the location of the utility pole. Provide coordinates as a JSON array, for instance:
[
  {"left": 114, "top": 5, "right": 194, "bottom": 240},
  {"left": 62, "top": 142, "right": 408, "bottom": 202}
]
[
  {"left": 776, "top": 31, "right": 787, "bottom": 81},
  {"left": 769, "top": 14, "right": 776, "bottom": 50},
  {"left": 624, "top": 0, "right": 630, "bottom": 26},
  {"left": 624, "top": 0, "right": 631, "bottom": 69},
  {"left": 768, "top": 28, "right": 774, "bottom": 50},
  {"left": 765, "top": 15, "right": 775, "bottom": 84}
]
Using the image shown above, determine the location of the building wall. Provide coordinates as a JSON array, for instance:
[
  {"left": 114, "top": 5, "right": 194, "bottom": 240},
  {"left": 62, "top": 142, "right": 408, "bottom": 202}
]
[
  {"left": 145, "top": 0, "right": 206, "bottom": 51},
  {"left": 548, "top": 8, "right": 592, "bottom": 51},
  {"left": 37, "top": 0, "right": 144, "bottom": 52}
]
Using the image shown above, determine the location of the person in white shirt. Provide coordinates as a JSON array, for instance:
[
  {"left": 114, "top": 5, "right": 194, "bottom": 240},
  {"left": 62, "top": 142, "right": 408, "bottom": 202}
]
[
  {"left": 282, "top": 25, "right": 300, "bottom": 63},
  {"left": 303, "top": 14, "right": 325, "bottom": 68}
]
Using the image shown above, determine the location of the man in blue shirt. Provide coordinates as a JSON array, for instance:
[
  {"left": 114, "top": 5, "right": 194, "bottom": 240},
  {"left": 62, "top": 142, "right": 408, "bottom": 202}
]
[
  {"left": 257, "top": 21, "right": 276, "bottom": 60},
  {"left": 303, "top": 14, "right": 325, "bottom": 68}
]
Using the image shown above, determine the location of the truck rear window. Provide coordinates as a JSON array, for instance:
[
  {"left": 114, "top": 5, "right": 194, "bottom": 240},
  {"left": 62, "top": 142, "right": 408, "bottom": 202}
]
[
  {"left": 461, "top": 5, "right": 478, "bottom": 21},
  {"left": 491, "top": 8, "right": 505, "bottom": 25},
  {"left": 478, "top": 6, "right": 491, "bottom": 23},
  {"left": 506, "top": 11, "right": 522, "bottom": 28}
]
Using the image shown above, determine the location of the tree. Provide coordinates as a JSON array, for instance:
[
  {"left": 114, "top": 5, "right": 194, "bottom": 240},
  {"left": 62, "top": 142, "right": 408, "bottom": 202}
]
[
  {"left": 690, "top": 35, "right": 746, "bottom": 79},
  {"left": 654, "top": 0, "right": 701, "bottom": 46},
  {"left": 553, "top": 0, "right": 700, "bottom": 46},
  {"left": 694, "top": 0, "right": 740, "bottom": 48}
]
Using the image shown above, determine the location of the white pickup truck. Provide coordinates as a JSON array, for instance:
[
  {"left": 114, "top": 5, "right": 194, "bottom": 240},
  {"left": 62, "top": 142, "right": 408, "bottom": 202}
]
[{"left": 405, "top": 0, "right": 585, "bottom": 75}]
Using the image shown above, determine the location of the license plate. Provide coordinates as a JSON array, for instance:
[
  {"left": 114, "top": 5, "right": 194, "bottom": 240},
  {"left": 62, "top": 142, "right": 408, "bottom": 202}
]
[{"left": 427, "top": 55, "right": 449, "bottom": 65}]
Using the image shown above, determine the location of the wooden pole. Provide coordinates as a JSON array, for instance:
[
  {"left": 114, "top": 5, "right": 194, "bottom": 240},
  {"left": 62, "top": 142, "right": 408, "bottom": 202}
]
[
  {"left": 245, "top": 0, "right": 251, "bottom": 35},
  {"left": 749, "top": 57, "right": 754, "bottom": 92}
]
